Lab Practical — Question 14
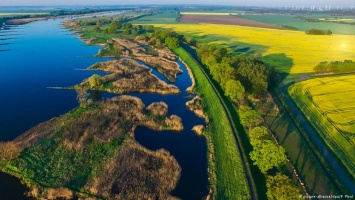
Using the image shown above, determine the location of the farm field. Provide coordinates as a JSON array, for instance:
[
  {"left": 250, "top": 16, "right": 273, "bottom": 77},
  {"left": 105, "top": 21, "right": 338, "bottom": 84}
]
[
  {"left": 180, "top": 12, "right": 238, "bottom": 15},
  {"left": 179, "top": 14, "right": 287, "bottom": 30},
  {"left": 130, "top": 12, "right": 179, "bottom": 24},
  {"left": 241, "top": 15, "right": 355, "bottom": 35},
  {"left": 288, "top": 74, "right": 355, "bottom": 177},
  {"left": 153, "top": 23, "right": 355, "bottom": 74}
]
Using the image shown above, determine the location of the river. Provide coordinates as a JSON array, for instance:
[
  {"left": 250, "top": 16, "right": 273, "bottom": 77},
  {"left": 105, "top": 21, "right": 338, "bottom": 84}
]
[{"left": 0, "top": 16, "right": 208, "bottom": 199}]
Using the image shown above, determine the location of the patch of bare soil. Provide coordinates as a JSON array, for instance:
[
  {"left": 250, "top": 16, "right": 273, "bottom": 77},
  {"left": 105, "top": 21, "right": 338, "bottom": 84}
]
[
  {"left": 6, "top": 18, "right": 47, "bottom": 25},
  {"left": 180, "top": 14, "right": 288, "bottom": 30},
  {"left": 250, "top": 92, "right": 280, "bottom": 116},
  {"left": 62, "top": 20, "right": 76, "bottom": 27}
]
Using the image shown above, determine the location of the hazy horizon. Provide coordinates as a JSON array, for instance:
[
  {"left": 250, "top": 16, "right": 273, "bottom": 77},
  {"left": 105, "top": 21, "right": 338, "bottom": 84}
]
[{"left": 1, "top": 0, "right": 354, "bottom": 7}]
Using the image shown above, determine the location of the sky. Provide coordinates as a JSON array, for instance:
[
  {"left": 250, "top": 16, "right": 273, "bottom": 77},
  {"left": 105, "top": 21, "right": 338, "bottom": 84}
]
[{"left": 0, "top": 0, "right": 354, "bottom": 6}]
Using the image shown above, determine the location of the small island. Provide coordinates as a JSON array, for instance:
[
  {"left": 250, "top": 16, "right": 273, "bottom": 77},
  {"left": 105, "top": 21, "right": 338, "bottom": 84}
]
[
  {"left": 110, "top": 38, "right": 182, "bottom": 83},
  {"left": 74, "top": 59, "right": 180, "bottom": 95}
]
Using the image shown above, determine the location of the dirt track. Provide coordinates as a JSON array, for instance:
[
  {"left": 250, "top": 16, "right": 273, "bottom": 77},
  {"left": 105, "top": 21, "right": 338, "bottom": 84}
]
[{"left": 180, "top": 14, "right": 288, "bottom": 30}]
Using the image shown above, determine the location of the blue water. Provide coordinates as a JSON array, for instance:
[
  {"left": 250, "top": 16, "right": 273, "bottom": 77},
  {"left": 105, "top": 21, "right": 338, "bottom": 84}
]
[
  {"left": 133, "top": 61, "right": 208, "bottom": 200},
  {"left": 0, "top": 18, "right": 208, "bottom": 199},
  {"left": 0, "top": 19, "right": 110, "bottom": 141},
  {"left": 100, "top": 61, "right": 209, "bottom": 200}
]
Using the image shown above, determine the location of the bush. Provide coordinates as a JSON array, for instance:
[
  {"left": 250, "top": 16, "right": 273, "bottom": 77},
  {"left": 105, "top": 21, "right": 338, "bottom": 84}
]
[
  {"left": 88, "top": 74, "right": 102, "bottom": 89},
  {"left": 314, "top": 60, "right": 355, "bottom": 74},
  {"left": 306, "top": 29, "right": 332, "bottom": 35},
  {"left": 165, "top": 37, "right": 179, "bottom": 49}
]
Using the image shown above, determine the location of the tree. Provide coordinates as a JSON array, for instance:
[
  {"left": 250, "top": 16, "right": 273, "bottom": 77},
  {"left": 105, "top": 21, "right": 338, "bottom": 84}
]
[
  {"left": 250, "top": 140, "right": 286, "bottom": 173},
  {"left": 144, "top": 25, "right": 155, "bottom": 31},
  {"left": 165, "top": 37, "right": 179, "bottom": 49},
  {"left": 131, "top": 29, "right": 139, "bottom": 36},
  {"left": 225, "top": 79, "right": 245, "bottom": 104},
  {"left": 88, "top": 74, "right": 102, "bottom": 89},
  {"left": 266, "top": 173, "right": 301, "bottom": 200},
  {"left": 76, "top": 90, "right": 92, "bottom": 108},
  {"left": 124, "top": 23, "right": 133, "bottom": 29},
  {"left": 184, "top": 36, "right": 196, "bottom": 46},
  {"left": 239, "top": 106, "right": 263, "bottom": 131},
  {"left": 249, "top": 126, "right": 271, "bottom": 146},
  {"left": 123, "top": 29, "right": 132, "bottom": 35},
  {"left": 93, "top": 25, "right": 101, "bottom": 32},
  {"left": 106, "top": 21, "right": 121, "bottom": 34}
]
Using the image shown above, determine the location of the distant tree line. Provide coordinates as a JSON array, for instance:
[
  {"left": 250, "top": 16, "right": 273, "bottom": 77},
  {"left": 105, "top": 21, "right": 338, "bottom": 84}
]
[
  {"left": 305, "top": 29, "right": 332, "bottom": 35},
  {"left": 281, "top": 25, "right": 298, "bottom": 30},
  {"left": 49, "top": 8, "right": 127, "bottom": 17},
  {"left": 314, "top": 60, "right": 355, "bottom": 74},
  {"left": 296, "top": 16, "right": 321, "bottom": 22}
]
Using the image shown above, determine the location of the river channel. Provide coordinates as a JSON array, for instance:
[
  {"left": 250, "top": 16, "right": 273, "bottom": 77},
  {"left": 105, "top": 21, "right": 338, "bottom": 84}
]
[{"left": 0, "top": 16, "right": 208, "bottom": 199}]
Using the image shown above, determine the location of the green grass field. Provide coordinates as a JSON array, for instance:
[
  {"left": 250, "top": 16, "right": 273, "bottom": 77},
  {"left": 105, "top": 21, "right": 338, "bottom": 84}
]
[
  {"left": 241, "top": 15, "right": 355, "bottom": 35},
  {"left": 288, "top": 75, "right": 355, "bottom": 178},
  {"left": 131, "top": 12, "right": 179, "bottom": 24},
  {"left": 180, "top": 12, "right": 238, "bottom": 15},
  {"left": 174, "top": 47, "right": 251, "bottom": 199}
]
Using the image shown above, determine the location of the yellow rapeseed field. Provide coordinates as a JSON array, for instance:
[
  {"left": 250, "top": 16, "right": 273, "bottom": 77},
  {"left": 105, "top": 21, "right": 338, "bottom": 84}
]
[
  {"left": 154, "top": 24, "right": 355, "bottom": 74},
  {"left": 289, "top": 75, "right": 355, "bottom": 176},
  {"left": 292, "top": 75, "right": 355, "bottom": 133}
]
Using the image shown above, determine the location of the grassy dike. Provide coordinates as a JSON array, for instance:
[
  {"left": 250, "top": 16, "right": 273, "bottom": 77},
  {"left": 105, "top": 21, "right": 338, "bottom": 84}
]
[{"left": 173, "top": 47, "right": 251, "bottom": 200}]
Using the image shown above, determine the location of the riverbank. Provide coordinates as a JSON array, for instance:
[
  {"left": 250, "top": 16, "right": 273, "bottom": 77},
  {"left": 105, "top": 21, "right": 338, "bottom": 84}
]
[
  {"left": 6, "top": 17, "right": 46, "bottom": 25},
  {"left": 174, "top": 47, "right": 251, "bottom": 199}
]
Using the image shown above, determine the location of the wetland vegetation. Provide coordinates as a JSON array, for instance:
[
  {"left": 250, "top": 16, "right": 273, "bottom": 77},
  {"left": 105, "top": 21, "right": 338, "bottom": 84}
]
[
  {"left": 0, "top": 96, "right": 183, "bottom": 199},
  {"left": 74, "top": 59, "right": 180, "bottom": 94},
  {"left": 1, "top": 4, "right": 355, "bottom": 200}
]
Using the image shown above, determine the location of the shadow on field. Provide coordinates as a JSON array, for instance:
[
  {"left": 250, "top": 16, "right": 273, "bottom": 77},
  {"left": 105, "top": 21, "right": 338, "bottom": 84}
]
[
  {"left": 261, "top": 53, "right": 294, "bottom": 82},
  {"left": 265, "top": 103, "right": 339, "bottom": 196}
]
